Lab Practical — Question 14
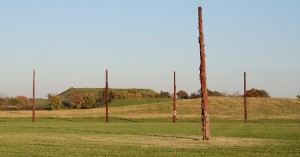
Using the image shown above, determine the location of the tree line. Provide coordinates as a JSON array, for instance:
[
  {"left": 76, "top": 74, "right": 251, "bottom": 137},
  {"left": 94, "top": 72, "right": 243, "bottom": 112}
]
[
  {"left": 0, "top": 96, "right": 33, "bottom": 110},
  {"left": 0, "top": 88, "right": 275, "bottom": 111},
  {"left": 182, "top": 88, "right": 271, "bottom": 99}
]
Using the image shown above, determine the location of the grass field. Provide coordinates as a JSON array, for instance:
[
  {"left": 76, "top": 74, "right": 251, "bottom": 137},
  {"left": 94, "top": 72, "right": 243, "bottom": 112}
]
[{"left": 0, "top": 97, "right": 300, "bottom": 156}]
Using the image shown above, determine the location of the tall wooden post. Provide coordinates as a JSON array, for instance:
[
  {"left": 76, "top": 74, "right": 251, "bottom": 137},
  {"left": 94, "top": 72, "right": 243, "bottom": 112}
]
[
  {"left": 244, "top": 72, "right": 247, "bottom": 123},
  {"left": 105, "top": 69, "right": 109, "bottom": 123},
  {"left": 32, "top": 70, "right": 36, "bottom": 123},
  {"left": 173, "top": 71, "right": 176, "bottom": 123},
  {"left": 198, "top": 6, "right": 210, "bottom": 140}
]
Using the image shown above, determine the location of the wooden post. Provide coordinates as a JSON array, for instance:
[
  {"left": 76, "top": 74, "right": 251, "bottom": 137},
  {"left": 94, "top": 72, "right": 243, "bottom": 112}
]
[
  {"left": 32, "top": 70, "right": 35, "bottom": 123},
  {"left": 173, "top": 71, "right": 176, "bottom": 123},
  {"left": 198, "top": 6, "right": 210, "bottom": 140},
  {"left": 106, "top": 69, "right": 109, "bottom": 123},
  {"left": 244, "top": 72, "right": 247, "bottom": 123}
]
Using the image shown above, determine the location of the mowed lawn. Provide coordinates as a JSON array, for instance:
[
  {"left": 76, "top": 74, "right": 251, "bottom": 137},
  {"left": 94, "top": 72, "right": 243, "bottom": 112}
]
[{"left": 0, "top": 97, "right": 300, "bottom": 156}]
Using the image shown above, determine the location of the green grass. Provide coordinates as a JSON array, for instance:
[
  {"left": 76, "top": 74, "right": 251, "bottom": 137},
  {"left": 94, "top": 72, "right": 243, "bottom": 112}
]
[
  {"left": 0, "top": 97, "right": 300, "bottom": 156},
  {"left": 104, "top": 98, "right": 172, "bottom": 108},
  {"left": 0, "top": 118, "right": 299, "bottom": 157}
]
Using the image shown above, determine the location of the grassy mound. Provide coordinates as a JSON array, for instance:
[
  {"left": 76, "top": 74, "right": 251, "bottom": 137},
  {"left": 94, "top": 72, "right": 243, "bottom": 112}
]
[{"left": 59, "top": 87, "right": 158, "bottom": 101}]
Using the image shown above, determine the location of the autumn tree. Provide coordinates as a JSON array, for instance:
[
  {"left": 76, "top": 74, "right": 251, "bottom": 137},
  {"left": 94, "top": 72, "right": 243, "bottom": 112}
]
[
  {"left": 177, "top": 90, "right": 188, "bottom": 99},
  {"left": 109, "top": 90, "right": 118, "bottom": 100},
  {"left": 49, "top": 95, "right": 63, "bottom": 110},
  {"left": 0, "top": 97, "right": 5, "bottom": 109},
  {"left": 82, "top": 92, "right": 96, "bottom": 109},
  {"left": 97, "top": 90, "right": 110, "bottom": 105},
  {"left": 16, "top": 96, "right": 31, "bottom": 106},
  {"left": 189, "top": 89, "right": 224, "bottom": 99},
  {"left": 0, "top": 97, "right": 5, "bottom": 105},
  {"left": 189, "top": 92, "right": 201, "bottom": 99},
  {"left": 97, "top": 90, "right": 104, "bottom": 104},
  {"left": 15, "top": 96, "right": 32, "bottom": 110},
  {"left": 156, "top": 91, "right": 171, "bottom": 98},
  {"left": 208, "top": 89, "right": 224, "bottom": 97},
  {"left": 297, "top": 95, "right": 300, "bottom": 99},
  {"left": 246, "top": 88, "right": 270, "bottom": 97},
  {"left": 8, "top": 98, "right": 18, "bottom": 106},
  {"left": 70, "top": 92, "right": 84, "bottom": 109}
]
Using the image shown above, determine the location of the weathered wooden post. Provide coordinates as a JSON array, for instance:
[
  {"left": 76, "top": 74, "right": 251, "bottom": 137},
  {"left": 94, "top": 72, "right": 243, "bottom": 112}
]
[
  {"left": 32, "top": 70, "right": 35, "bottom": 123},
  {"left": 106, "top": 69, "right": 109, "bottom": 123},
  {"left": 244, "top": 72, "right": 247, "bottom": 123},
  {"left": 173, "top": 71, "right": 176, "bottom": 123},
  {"left": 198, "top": 6, "right": 210, "bottom": 140}
]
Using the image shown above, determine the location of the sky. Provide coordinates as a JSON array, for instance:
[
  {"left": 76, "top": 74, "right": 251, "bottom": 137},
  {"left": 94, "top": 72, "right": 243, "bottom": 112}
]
[{"left": 0, "top": 0, "right": 299, "bottom": 98}]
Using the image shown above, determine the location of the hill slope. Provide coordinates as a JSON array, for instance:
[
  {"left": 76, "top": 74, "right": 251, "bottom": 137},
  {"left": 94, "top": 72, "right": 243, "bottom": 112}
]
[{"left": 1, "top": 97, "right": 299, "bottom": 121}]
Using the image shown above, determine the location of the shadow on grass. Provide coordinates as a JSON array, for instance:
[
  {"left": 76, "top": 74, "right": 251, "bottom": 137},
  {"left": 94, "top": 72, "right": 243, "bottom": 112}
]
[{"left": 43, "top": 126, "right": 201, "bottom": 141}]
